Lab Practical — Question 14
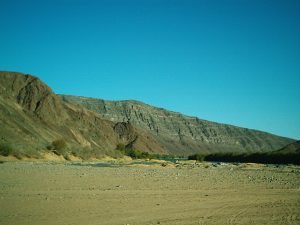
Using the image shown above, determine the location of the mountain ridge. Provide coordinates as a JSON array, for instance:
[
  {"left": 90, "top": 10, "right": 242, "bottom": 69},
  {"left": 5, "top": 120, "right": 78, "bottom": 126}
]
[
  {"left": 0, "top": 71, "right": 295, "bottom": 157},
  {"left": 60, "top": 94, "right": 293, "bottom": 154},
  {"left": 61, "top": 94, "right": 291, "bottom": 138}
]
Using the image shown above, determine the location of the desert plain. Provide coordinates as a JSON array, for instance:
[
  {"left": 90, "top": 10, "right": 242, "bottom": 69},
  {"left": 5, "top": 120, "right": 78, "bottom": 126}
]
[{"left": 0, "top": 159, "right": 299, "bottom": 225}]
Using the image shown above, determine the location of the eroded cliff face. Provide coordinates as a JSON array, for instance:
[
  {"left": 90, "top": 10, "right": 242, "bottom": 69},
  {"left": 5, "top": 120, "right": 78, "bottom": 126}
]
[
  {"left": 61, "top": 95, "right": 294, "bottom": 154},
  {"left": 0, "top": 72, "right": 67, "bottom": 123},
  {"left": 0, "top": 72, "right": 125, "bottom": 152},
  {"left": 0, "top": 72, "right": 294, "bottom": 156},
  {"left": 0, "top": 72, "right": 168, "bottom": 154}
]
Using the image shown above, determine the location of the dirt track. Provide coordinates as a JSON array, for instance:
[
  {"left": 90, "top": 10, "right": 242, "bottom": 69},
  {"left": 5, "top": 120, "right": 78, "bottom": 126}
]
[{"left": 0, "top": 161, "right": 299, "bottom": 225}]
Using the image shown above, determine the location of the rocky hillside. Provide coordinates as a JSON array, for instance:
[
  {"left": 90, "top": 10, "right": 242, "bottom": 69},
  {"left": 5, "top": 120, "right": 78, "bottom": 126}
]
[
  {"left": 276, "top": 140, "right": 300, "bottom": 154},
  {"left": 0, "top": 72, "right": 161, "bottom": 156},
  {"left": 61, "top": 95, "right": 294, "bottom": 154},
  {"left": 0, "top": 71, "right": 294, "bottom": 157}
]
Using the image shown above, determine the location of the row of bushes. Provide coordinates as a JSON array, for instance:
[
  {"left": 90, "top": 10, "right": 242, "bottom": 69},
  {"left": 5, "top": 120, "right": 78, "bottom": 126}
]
[
  {"left": 0, "top": 142, "right": 40, "bottom": 159},
  {"left": 1, "top": 139, "right": 158, "bottom": 160},
  {"left": 188, "top": 152, "right": 300, "bottom": 165},
  {"left": 47, "top": 139, "right": 125, "bottom": 160},
  {"left": 2, "top": 139, "right": 299, "bottom": 164},
  {"left": 115, "top": 143, "right": 156, "bottom": 159},
  {"left": 0, "top": 139, "right": 108, "bottom": 160},
  {"left": 115, "top": 143, "right": 185, "bottom": 160}
]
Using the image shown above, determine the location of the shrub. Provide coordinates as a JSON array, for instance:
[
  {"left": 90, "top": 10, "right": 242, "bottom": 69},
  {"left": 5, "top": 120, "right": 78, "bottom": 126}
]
[
  {"left": 52, "top": 139, "right": 67, "bottom": 150},
  {"left": 46, "top": 139, "right": 68, "bottom": 158},
  {"left": 116, "top": 143, "right": 126, "bottom": 151},
  {"left": 115, "top": 143, "right": 159, "bottom": 159},
  {"left": 0, "top": 143, "right": 13, "bottom": 156}
]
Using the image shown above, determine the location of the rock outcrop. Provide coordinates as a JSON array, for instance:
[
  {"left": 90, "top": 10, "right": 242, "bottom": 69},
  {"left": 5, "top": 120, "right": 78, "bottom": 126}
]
[{"left": 0, "top": 72, "right": 67, "bottom": 123}]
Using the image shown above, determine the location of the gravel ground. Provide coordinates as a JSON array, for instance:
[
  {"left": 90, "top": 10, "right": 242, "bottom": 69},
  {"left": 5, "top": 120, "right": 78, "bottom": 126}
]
[{"left": 0, "top": 160, "right": 299, "bottom": 225}]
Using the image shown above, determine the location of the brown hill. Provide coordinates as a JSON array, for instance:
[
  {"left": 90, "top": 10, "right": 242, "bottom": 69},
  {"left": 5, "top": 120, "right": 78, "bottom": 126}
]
[{"left": 0, "top": 71, "right": 295, "bottom": 158}]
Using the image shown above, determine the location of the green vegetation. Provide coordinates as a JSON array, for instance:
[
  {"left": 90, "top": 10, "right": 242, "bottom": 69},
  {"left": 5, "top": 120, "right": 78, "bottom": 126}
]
[
  {"left": 1, "top": 138, "right": 297, "bottom": 165},
  {"left": 115, "top": 144, "right": 153, "bottom": 159},
  {"left": 0, "top": 141, "right": 41, "bottom": 159},
  {"left": 46, "top": 140, "right": 118, "bottom": 160},
  {"left": 0, "top": 142, "right": 13, "bottom": 156},
  {"left": 114, "top": 144, "right": 183, "bottom": 160},
  {"left": 188, "top": 152, "right": 300, "bottom": 165},
  {"left": 115, "top": 143, "right": 170, "bottom": 159},
  {"left": 116, "top": 143, "right": 126, "bottom": 151},
  {"left": 0, "top": 139, "right": 159, "bottom": 161}
]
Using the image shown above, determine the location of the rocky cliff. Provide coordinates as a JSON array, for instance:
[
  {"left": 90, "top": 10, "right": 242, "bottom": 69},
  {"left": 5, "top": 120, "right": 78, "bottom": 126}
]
[
  {"left": 0, "top": 72, "right": 123, "bottom": 153},
  {"left": 0, "top": 71, "right": 294, "bottom": 157},
  {"left": 61, "top": 95, "right": 294, "bottom": 154}
]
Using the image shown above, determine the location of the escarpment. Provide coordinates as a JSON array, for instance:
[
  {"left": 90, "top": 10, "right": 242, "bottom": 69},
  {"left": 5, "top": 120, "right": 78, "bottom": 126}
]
[
  {"left": 0, "top": 71, "right": 294, "bottom": 156},
  {"left": 61, "top": 95, "right": 294, "bottom": 154}
]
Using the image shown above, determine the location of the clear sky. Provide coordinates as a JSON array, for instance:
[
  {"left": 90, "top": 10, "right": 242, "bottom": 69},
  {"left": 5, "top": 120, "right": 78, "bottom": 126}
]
[{"left": 1, "top": 0, "right": 300, "bottom": 140}]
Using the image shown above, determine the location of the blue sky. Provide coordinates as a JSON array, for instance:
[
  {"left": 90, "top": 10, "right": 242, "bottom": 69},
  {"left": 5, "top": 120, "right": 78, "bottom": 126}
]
[{"left": 1, "top": 0, "right": 300, "bottom": 139}]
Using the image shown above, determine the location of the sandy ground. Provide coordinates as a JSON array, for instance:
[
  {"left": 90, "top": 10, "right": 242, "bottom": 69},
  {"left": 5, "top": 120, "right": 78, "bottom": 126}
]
[{"left": 0, "top": 160, "right": 299, "bottom": 225}]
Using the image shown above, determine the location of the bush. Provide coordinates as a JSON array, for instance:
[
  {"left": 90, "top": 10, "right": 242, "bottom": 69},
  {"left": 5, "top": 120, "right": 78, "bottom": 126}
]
[
  {"left": 52, "top": 139, "right": 67, "bottom": 150},
  {"left": 124, "top": 148, "right": 142, "bottom": 159},
  {"left": 116, "top": 143, "right": 126, "bottom": 151},
  {"left": 0, "top": 142, "right": 41, "bottom": 159},
  {"left": 46, "top": 139, "right": 68, "bottom": 156},
  {"left": 0, "top": 143, "right": 13, "bottom": 156},
  {"left": 115, "top": 143, "right": 158, "bottom": 159}
]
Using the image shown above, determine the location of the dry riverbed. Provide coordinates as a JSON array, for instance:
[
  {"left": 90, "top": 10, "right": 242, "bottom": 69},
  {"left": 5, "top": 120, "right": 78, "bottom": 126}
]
[{"left": 0, "top": 160, "right": 299, "bottom": 225}]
